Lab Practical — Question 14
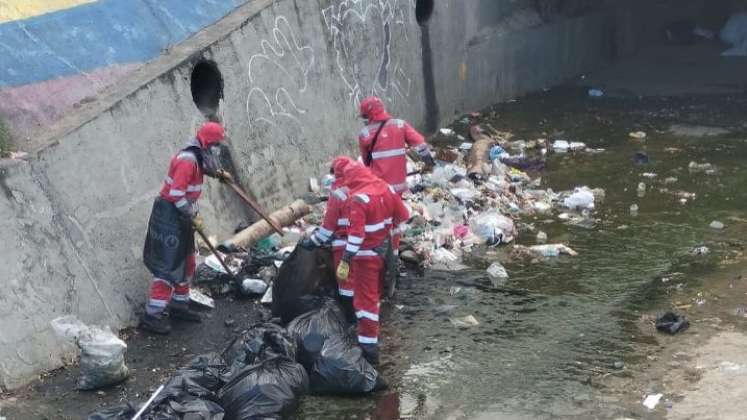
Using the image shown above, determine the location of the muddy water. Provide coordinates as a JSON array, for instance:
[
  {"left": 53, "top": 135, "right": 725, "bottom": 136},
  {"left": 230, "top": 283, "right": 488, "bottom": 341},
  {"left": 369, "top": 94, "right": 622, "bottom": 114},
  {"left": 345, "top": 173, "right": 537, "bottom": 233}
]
[{"left": 296, "top": 91, "right": 747, "bottom": 419}]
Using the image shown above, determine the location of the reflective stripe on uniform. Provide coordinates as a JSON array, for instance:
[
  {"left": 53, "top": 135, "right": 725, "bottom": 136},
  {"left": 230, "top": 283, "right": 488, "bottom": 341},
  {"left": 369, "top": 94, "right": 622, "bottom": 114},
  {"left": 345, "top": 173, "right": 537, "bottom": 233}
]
[
  {"left": 358, "top": 335, "right": 378, "bottom": 344},
  {"left": 354, "top": 194, "right": 370, "bottom": 203},
  {"left": 317, "top": 227, "right": 333, "bottom": 240},
  {"left": 177, "top": 152, "right": 197, "bottom": 161},
  {"left": 339, "top": 288, "right": 354, "bottom": 297},
  {"left": 169, "top": 189, "right": 186, "bottom": 197},
  {"left": 332, "top": 189, "right": 348, "bottom": 201},
  {"left": 356, "top": 310, "right": 379, "bottom": 321},
  {"left": 346, "top": 244, "right": 361, "bottom": 253},
  {"left": 186, "top": 184, "right": 202, "bottom": 192},
  {"left": 348, "top": 235, "right": 364, "bottom": 245},
  {"left": 356, "top": 249, "right": 378, "bottom": 257},
  {"left": 164, "top": 175, "right": 174, "bottom": 184},
  {"left": 365, "top": 222, "right": 386, "bottom": 232},
  {"left": 371, "top": 148, "right": 406, "bottom": 160},
  {"left": 332, "top": 239, "right": 347, "bottom": 247},
  {"left": 338, "top": 218, "right": 350, "bottom": 226},
  {"left": 175, "top": 198, "right": 189, "bottom": 208}
]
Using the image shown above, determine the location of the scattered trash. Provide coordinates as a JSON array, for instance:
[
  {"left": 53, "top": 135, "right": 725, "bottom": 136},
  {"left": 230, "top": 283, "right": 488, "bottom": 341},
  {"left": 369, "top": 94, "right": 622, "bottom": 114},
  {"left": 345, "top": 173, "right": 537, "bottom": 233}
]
[
  {"left": 471, "top": 210, "right": 516, "bottom": 246},
  {"left": 613, "top": 361, "right": 625, "bottom": 370},
  {"left": 287, "top": 299, "right": 348, "bottom": 369},
  {"left": 641, "top": 172, "right": 657, "bottom": 179},
  {"left": 633, "top": 152, "right": 650, "bottom": 165},
  {"left": 643, "top": 393, "right": 663, "bottom": 410},
  {"left": 240, "top": 278, "right": 268, "bottom": 295},
  {"left": 459, "top": 142, "right": 473, "bottom": 151},
  {"left": 630, "top": 204, "right": 639, "bottom": 216},
  {"left": 664, "top": 177, "right": 678, "bottom": 185},
  {"left": 190, "top": 288, "right": 215, "bottom": 309},
  {"left": 440, "top": 128, "right": 455, "bottom": 136},
  {"left": 637, "top": 182, "right": 646, "bottom": 197},
  {"left": 489, "top": 145, "right": 507, "bottom": 161},
  {"left": 450, "top": 315, "right": 480, "bottom": 328},
  {"left": 655, "top": 311, "right": 689, "bottom": 334},
  {"left": 552, "top": 140, "right": 570, "bottom": 153},
  {"left": 51, "top": 316, "right": 129, "bottom": 390},
  {"left": 709, "top": 221, "right": 725, "bottom": 230},
  {"left": 308, "top": 334, "right": 384, "bottom": 395},
  {"left": 588, "top": 89, "right": 604, "bottom": 97},
  {"left": 691, "top": 246, "right": 710, "bottom": 255},
  {"left": 536, "top": 231, "right": 548, "bottom": 244},
  {"left": 688, "top": 161, "right": 714, "bottom": 174},
  {"left": 629, "top": 131, "right": 647, "bottom": 140},
  {"left": 563, "top": 187, "right": 595, "bottom": 210},
  {"left": 308, "top": 177, "right": 320, "bottom": 193},
  {"left": 8, "top": 151, "right": 29, "bottom": 160},
  {"left": 486, "top": 262, "right": 509, "bottom": 286},
  {"left": 514, "top": 244, "right": 578, "bottom": 258}
]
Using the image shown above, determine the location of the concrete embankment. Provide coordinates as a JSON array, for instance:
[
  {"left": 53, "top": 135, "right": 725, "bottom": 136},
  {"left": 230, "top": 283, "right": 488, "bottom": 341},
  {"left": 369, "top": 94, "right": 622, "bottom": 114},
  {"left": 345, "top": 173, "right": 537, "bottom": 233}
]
[{"left": 0, "top": 0, "right": 612, "bottom": 389}]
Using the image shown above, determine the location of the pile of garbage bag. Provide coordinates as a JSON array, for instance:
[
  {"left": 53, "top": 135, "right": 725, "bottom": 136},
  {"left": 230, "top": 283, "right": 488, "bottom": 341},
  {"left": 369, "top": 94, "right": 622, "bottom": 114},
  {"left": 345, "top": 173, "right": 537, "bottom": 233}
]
[{"left": 88, "top": 299, "right": 381, "bottom": 420}]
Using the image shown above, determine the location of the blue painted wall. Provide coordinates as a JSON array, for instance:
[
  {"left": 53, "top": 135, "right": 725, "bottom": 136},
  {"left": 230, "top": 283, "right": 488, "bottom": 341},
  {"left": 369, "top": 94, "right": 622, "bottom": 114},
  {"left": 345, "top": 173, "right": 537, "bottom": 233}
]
[{"left": 0, "top": 0, "right": 248, "bottom": 87}]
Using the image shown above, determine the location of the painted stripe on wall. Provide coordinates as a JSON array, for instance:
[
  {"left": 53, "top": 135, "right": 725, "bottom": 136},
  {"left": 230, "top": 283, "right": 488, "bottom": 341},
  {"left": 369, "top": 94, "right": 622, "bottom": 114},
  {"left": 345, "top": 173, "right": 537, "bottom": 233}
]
[
  {"left": 0, "top": 0, "right": 96, "bottom": 23},
  {"left": 0, "top": 0, "right": 247, "bottom": 87}
]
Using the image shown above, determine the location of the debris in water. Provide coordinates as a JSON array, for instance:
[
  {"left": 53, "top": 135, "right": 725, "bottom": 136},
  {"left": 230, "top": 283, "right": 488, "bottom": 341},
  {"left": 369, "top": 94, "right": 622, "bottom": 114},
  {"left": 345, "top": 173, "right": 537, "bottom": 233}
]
[
  {"left": 629, "top": 131, "right": 647, "bottom": 140},
  {"left": 709, "top": 221, "right": 725, "bottom": 230},
  {"left": 643, "top": 393, "right": 663, "bottom": 410},
  {"left": 486, "top": 262, "right": 509, "bottom": 286},
  {"left": 664, "top": 177, "right": 678, "bottom": 185},
  {"left": 588, "top": 88, "right": 604, "bottom": 97},
  {"left": 536, "top": 231, "right": 548, "bottom": 244},
  {"left": 630, "top": 204, "right": 639, "bottom": 216},
  {"left": 691, "top": 246, "right": 710, "bottom": 255},
  {"left": 450, "top": 315, "right": 479, "bottom": 328},
  {"left": 655, "top": 311, "right": 689, "bottom": 334},
  {"left": 688, "top": 161, "right": 714, "bottom": 174},
  {"left": 641, "top": 172, "right": 657, "bottom": 178}
]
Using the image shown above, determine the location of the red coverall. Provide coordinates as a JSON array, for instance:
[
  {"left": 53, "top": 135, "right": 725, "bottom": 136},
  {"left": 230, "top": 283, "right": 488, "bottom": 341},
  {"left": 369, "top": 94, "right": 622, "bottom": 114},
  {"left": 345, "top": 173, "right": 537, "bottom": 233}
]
[
  {"left": 311, "top": 156, "right": 355, "bottom": 297},
  {"left": 146, "top": 139, "right": 203, "bottom": 315},
  {"left": 342, "top": 163, "right": 410, "bottom": 348},
  {"left": 358, "top": 96, "right": 428, "bottom": 195}
]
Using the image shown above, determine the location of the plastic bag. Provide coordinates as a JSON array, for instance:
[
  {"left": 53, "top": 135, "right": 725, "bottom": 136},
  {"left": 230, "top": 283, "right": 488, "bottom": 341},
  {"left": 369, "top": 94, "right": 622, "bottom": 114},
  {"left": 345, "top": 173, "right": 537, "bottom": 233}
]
[
  {"left": 287, "top": 299, "right": 348, "bottom": 369},
  {"left": 174, "top": 353, "right": 227, "bottom": 392},
  {"left": 470, "top": 210, "right": 515, "bottom": 246},
  {"left": 218, "top": 356, "right": 309, "bottom": 419},
  {"left": 272, "top": 244, "right": 338, "bottom": 323},
  {"left": 51, "top": 316, "right": 129, "bottom": 390},
  {"left": 309, "top": 335, "right": 384, "bottom": 395},
  {"left": 86, "top": 403, "right": 136, "bottom": 420},
  {"left": 222, "top": 323, "right": 297, "bottom": 381},
  {"left": 656, "top": 311, "right": 689, "bottom": 334},
  {"left": 563, "top": 187, "right": 595, "bottom": 210}
]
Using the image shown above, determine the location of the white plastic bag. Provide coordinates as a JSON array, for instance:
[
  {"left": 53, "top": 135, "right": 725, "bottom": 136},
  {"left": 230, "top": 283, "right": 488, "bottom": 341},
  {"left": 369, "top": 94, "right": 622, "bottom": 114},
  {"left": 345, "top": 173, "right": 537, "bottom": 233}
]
[
  {"left": 51, "top": 316, "right": 129, "bottom": 390},
  {"left": 563, "top": 187, "right": 595, "bottom": 210},
  {"left": 470, "top": 210, "right": 516, "bottom": 246}
]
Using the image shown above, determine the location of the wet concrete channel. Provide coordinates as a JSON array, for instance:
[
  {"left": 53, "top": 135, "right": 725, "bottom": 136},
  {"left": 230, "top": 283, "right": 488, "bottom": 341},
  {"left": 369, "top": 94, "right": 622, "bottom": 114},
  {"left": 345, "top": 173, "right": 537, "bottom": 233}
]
[{"left": 4, "top": 87, "right": 747, "bottom": 419}]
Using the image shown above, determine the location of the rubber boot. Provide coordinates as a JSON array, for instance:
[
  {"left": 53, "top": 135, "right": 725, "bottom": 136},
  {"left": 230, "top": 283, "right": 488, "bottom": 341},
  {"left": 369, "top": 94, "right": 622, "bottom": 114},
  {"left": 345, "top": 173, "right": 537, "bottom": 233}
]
[
  {"left": 339, "top": 296, "right": 357, "bottom": 324},
  {"left": 139, "top": 313, "right": 171, "bottom": 335},
  {"left": 360, "top": 343, "right": 380, "bottom": 367},
  {"left": 169, "top": 301, "right": 202, "bottom": 323}
]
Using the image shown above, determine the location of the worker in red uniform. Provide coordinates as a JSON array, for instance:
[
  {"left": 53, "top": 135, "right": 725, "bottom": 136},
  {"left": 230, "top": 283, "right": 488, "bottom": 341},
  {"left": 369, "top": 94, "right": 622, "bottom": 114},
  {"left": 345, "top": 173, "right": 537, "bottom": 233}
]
[
  {"left": 357, "top": 96, "right": 435, "bottom": 196},
  {"left": 141, "top": 122, "right": 228, "bottom": 334},
  {"left": 302, "top": 156, "right": 356, "bottom": 319},
  {"left": 336, "top": 162, "right": 410, "bottom": 366}
]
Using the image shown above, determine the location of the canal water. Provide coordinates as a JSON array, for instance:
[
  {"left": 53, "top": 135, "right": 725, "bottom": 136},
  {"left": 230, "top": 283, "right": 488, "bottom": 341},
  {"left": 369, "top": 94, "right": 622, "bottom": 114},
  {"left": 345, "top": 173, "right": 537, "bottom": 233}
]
[{"left": 296, "top": 89, "right": 747, "bottom": 419}]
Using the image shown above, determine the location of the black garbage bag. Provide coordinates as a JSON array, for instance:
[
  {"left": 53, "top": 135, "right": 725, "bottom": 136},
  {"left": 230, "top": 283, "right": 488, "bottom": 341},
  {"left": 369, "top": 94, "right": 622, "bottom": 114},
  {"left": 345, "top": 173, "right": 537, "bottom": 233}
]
[
  {"left": 287, "top": 299, "right": 348, "bottom": 369},
  {"left": 272, "top": 244, "right": 338, "bottom": 323},
  {"left": 656, "top": 311, "right": 690, "bottom": 334},
  {"left": 218, "top": 356, "right": 309, "bottom": 420},
  {"left": 144, "top": 374, "right": 223, "bottom": 420},
  {"left": 143, "top": 197, "right": 194, "bottom": 283},
  {"left": 222, "top": 323, "right": 297, "bottom": 381},
  {"left": 86, "top": 403, "right": 137, "bottom": 420},
  {"left": 174, "top": 353, "right": 226, "bottom": 392},
  {"left": 309, "top": 334, "right": 384, "bottom": 395}
]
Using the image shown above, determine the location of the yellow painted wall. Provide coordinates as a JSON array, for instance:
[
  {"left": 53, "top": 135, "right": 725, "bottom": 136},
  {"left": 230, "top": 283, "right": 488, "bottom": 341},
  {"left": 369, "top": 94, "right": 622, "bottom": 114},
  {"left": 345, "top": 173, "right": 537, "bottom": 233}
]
[{"left": 0, "top": 0, "right": 96, "bottom": 23}]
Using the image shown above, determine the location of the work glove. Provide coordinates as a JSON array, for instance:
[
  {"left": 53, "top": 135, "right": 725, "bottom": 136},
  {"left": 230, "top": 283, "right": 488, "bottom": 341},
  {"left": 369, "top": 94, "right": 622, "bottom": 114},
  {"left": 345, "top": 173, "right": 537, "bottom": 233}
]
[
  {"left": 192, "top": 214, "right": 205, "bottom": 231},
  {"left": 336, "top": 260, "right": 350, "bottom": 282},
  {"left": 216, "top": 169, "right": 234, "bottom": 184}
]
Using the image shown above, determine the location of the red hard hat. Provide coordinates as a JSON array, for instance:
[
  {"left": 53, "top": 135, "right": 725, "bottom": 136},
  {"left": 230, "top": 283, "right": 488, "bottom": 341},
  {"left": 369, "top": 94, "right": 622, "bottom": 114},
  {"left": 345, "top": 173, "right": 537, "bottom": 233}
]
[
  {"left": 196, "top": 122, "right": 225, "bottom": 148},
  {"left": 359, "top": 96, "right": 390, "bottom": 121}
]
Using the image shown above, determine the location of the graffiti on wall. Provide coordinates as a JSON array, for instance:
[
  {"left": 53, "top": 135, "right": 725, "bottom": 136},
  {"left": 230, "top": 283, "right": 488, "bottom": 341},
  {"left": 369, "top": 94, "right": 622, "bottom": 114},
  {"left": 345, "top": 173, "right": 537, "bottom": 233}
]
[
  {"left": 322, "top": 0, "right": 415, "bottom": 108},
  {"left": 245, "top": 15, "right": 315, "bottom": 138}
]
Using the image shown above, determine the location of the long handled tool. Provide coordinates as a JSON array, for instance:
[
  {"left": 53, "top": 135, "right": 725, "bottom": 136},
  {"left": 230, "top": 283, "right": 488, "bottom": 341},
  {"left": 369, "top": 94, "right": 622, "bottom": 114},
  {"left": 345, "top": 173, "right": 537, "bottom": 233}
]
[
  {"left": 194, "top": 223, "right": 235, "bottom": 278},
  {"left": 222, "top": 175, "right": 284, "bottom": 235}
]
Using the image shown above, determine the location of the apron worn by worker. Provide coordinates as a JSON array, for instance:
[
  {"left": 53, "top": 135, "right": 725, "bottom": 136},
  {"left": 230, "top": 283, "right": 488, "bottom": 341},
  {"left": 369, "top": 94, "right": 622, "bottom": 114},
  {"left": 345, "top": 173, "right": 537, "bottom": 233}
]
[{"left": 143, "top": 197, "right": 195, "bottom": 283}]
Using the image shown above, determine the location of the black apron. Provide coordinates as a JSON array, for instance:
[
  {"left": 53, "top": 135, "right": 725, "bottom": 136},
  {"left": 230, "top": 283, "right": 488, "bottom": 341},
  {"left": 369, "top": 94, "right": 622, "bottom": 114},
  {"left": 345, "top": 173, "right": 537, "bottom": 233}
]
[{"left": 143, "top": 197, "right": 194, "bottom": 283}]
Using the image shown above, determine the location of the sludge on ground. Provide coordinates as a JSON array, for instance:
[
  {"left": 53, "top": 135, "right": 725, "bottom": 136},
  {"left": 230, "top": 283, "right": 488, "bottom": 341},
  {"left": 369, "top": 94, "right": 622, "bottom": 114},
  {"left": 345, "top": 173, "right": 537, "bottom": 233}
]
[{"left": 4, "top": 87, "right": 747, "bottom": 419}]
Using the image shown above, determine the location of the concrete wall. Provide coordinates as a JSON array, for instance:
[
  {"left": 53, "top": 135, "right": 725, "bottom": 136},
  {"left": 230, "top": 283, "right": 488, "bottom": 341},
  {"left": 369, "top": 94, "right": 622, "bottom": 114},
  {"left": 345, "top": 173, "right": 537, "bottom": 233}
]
[{"left": 0, "top": 0, "right": 613, "bottom": 389}]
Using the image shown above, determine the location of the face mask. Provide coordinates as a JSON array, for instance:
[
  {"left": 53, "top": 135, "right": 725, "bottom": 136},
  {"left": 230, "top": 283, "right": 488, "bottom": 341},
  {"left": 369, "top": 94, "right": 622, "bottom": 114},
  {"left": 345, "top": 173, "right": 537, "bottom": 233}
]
[{"left": 201, "top": 144, "right": 223, "bottom": 177}]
